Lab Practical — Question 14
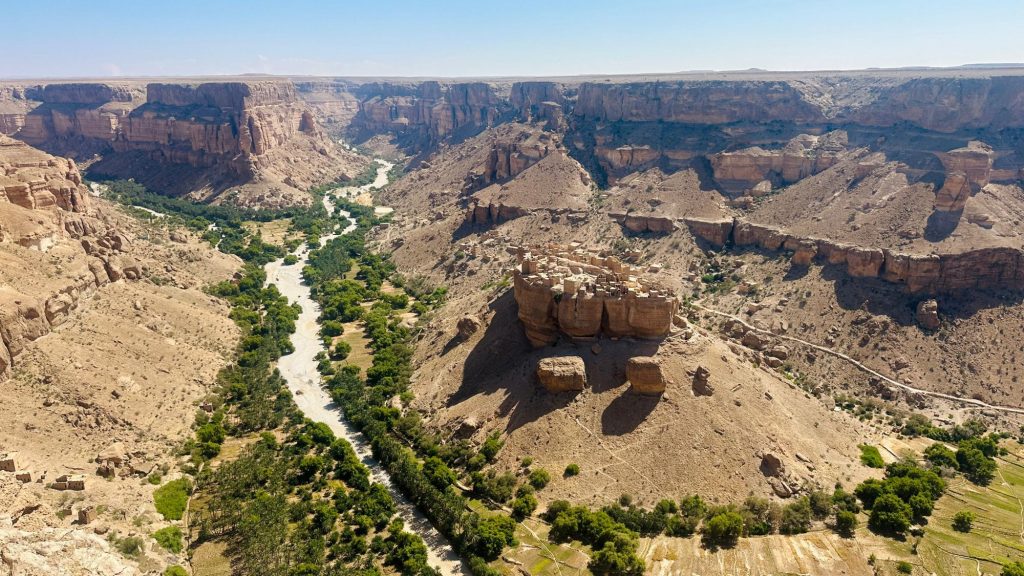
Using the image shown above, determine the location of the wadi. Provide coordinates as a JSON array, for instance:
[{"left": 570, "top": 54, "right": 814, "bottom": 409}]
[{"left": 2, "top": 19, "right": 1024, "bottom": 576}]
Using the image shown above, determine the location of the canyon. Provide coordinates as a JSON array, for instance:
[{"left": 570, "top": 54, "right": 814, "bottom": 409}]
[{"left": 4, "top": 65, "right": 1024, "bottom": 576}]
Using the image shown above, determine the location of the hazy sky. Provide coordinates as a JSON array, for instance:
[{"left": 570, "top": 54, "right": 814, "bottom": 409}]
[{"left": 3, "top": 0, "right": 1022, "bottom": 78}]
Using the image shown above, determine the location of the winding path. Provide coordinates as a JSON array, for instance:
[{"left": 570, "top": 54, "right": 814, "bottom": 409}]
[
  {"left": 692, "top": 301, "right": 1024, "bottom": 416},
  {"left": 265, "top": 160, "right": 467, "bottom": 575}
]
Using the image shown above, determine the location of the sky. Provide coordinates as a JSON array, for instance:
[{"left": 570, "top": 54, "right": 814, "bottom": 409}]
[{"left": 2, "top": 0, "right": 1023, "bottom": 79}]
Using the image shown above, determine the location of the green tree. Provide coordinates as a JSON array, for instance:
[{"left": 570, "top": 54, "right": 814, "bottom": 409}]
[
  {"left": 952, "top": 510, "right": 974, "bottom": 533},
  {"left": 868, "top": 493, "right": 912, "bottom": 534},
  {"left": 924, "top": 443, "right": 958, "bottom": 470},
  {"left": 1003, "top": 562, "right": 1024, "bottom": 576},
  {"left": 473, "top": 515, "right": 517, "bottom": 560},
  {"left": 511, "top": 493, "right": 538, "bottom": 521}
]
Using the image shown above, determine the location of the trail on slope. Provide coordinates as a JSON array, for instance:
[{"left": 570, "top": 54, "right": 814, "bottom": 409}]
[{"left": 692, "top": 302, "right": 1024, "bottom": 416}]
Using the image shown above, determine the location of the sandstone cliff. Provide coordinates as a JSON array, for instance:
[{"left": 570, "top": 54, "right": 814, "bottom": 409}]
[
  {"left": 686, "top": 216, "right": 1024, "bottom": 294},
  {"left": 350, "top": 81, "right": 508, "bottom": 151}
]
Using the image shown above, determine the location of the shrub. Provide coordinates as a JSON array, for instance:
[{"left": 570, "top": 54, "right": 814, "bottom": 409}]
[
  {"left": 153, "top": 478, "right": 191, "bottom": 521},
  {"left": 109, "top": 532, "right": 145, "bottom": 558},
  {"left": 283, "top": 254, "right": 299, "bottom": 265},
  {"left": 952, "top": 510, "right": 974, "bottom": 532},
  {"left": 152, "top": 525, "right": 183, "bottom": 553},
  {"left": 1004, "top": 562, "right": 1024, "bottom": 576},
  {"left": 859, "top": 444, "right": 885, "bottom": 468},
  {"left": 834, "top": 510, "right": 858, "bottom": 537},
  {"left": 164, "top": 567, "right": 188, "bottom": 576},
  {"left": 897, "top": 561, "right": 914, "bottom": 574},
  {"left": 528, "top": 468, "right": 551, "bottom": 490},
  {"left": 564, "top": 463, "right": 580, "bottom": 477},
  {"left": 779, "top": 498, "right": 813, "bottom": 535},
  {"left": 868, "top": 493, "right": 912, "bottom": 534},
  {"left": 701, "top": 511, "right": 743, "bottom": 547}
]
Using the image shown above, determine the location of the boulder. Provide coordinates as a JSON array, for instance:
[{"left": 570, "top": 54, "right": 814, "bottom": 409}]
[
  {"left": 536, "top": 357, "right": 587, "bottom": 393},
  {"left": 760, "top": 453, "right": 785, "bottom": 477},
  {"left": 741, "top": 331, "right": 769, "bottom": 351},
  {"left": 456, "top": 314, "right": 482, "bottom": 340},
  {"left": 627, "top": 356, "right": 666, "bottom": 395},
  {"left": 691, "top": 366, "right": 714, "bottom": 396},
  {"left": 916, "top": 299, "right": 940, "bottom": 330}
]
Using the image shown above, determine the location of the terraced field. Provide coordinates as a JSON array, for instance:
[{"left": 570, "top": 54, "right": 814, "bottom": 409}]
[{"left": 916, "top": 443, "right": 1024, "bottom": 575}]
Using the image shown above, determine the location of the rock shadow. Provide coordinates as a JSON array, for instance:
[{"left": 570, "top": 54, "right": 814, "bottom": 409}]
[
  {"left": 820, "top": 264, "right": 916, "bottom": 327},
  {"left": 600, "top": 389, "right": 660, "bottom": 435},
  {"left": 453, "top": 290, "right": 666, "bottom": 433},
  {"left": 924, "top": 210, "right": 962, "bottom": 242}
]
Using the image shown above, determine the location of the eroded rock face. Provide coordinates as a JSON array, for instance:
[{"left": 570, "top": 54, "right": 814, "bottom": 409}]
[
  {"left": 916, "top": 299, "right": 940, "bottom": 330},
  {"left": 463, "top": 132, "right": 555, "bottom": 193},
  {"left": 0, "top": 140, "right": 145, "bottom": 381},
  {"left": 710, "top": 132, "right": 847, "bottom": 195},
  {"left": 610, "top": 212, "right": 677, "bottom": 235},
  {"left": 512, "top": 243, "right": 679, "bottom": 346},
  {"left": 536, "top": 356, "right": 587, "bottom": 392},
  {"left": 933, "top": 172, "right": 972, "bottom": 212},
  {"left": 627, "top": 356, "right": 666, "bottom": 395}
]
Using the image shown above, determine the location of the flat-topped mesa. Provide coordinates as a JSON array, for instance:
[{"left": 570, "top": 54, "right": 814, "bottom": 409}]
[
  {"left": 710, "top": 131, "right": 848, "bottom": 195},
  {"left": 511, "top": 242, "right": 678, "bottom": 347}
]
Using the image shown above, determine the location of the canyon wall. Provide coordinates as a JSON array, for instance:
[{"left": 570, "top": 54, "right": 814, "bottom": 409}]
[
  {"left": 348, "top": 81, "right": 509, "bottom": 149},
  {"left": 1, "top": 80, "right": 361, "bottom": 205}
]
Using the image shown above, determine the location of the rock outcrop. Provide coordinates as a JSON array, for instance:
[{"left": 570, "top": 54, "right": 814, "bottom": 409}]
[
  {"left": 1, "top": 135, "right": 88, "bottom": 215},
  {"left": 627, "top": 356, "right": 666, "bottom": 395},
  {"left": 463, "top": 131, "right": 555, "bottom": 193},
  {"left": 536, "top": 356, "right": 587, "bottom": 392},
  {"left": 608, "top": 212, "right": 677, "bottom": 235},
  {"left": 916, "top": 299, "right": 940, "bottom": 330},
  {"left": 512, "top": 243, "right": 679, "bottom": 347},
  {"left": 0, "top": 520, "right": 141, "bottom": 576},
  {"left": 691, "top": 366, "right": 714, "bottom": 396},
  {"left": 933, "top": 171, "right": 972, "bottom": 212},
  {"left": 686, "top": 216, "right": 1024, "bottom": 294},
  {"left": 456, "top": 314, "right": 482, "bottom": 340},
  {"left": 0, "top": 140, "right": 145, "bottom": 381}
]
